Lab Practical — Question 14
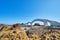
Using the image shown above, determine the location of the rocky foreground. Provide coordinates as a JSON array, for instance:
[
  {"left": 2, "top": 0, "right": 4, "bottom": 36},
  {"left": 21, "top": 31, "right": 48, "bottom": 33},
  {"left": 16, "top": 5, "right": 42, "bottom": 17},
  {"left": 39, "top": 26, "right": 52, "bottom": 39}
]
[{"left": 0, "top": 24, "right": 60, "bottom": 40}]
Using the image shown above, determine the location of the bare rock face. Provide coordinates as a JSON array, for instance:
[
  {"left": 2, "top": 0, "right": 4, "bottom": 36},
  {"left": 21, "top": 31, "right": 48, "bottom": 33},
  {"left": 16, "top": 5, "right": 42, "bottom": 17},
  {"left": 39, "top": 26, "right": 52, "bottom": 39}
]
[{"left": 26, "top": 26, "right": 60, "bottom": 40}]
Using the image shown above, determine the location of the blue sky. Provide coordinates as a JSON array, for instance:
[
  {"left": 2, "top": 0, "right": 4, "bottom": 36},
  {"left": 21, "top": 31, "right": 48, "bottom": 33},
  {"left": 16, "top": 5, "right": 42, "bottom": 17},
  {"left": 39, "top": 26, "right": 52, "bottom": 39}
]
[{"left": 0, "top": 0, "right": 60, "bottom": 24}]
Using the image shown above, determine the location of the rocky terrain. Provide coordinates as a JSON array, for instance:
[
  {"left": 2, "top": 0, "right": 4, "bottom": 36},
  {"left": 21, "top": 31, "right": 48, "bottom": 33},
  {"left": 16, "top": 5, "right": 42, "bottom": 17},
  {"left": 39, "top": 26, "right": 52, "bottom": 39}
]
[{"left": 0, "top": 23, "right": 60, "bottom": 40}]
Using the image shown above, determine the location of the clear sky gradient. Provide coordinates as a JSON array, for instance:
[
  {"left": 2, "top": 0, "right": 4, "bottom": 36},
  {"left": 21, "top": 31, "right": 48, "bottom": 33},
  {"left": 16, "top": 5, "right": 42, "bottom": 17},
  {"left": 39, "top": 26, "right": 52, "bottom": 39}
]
[{"left": 0, "top": 0, "right": 60, "bottom": 24}]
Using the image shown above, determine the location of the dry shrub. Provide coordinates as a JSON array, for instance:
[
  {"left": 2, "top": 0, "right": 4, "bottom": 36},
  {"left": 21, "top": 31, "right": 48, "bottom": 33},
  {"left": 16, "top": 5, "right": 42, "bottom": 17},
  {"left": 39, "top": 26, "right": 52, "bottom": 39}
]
[{"left": 0, "top": 29, "right": 29, "bottom": 40}]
